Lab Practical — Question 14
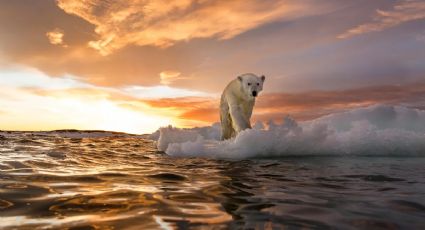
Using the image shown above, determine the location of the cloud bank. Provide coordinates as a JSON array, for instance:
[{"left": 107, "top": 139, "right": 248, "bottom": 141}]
[
  {"left": 56, "top": 0, "right": 326, "bottom": 55},
  {"left": 1, "top": 0, "right": 424, "bottom": 92}
]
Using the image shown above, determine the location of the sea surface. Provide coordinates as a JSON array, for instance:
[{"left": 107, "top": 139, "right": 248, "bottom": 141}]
[{"left": 0, "top": 132, "right": 424, "bottom": 229}]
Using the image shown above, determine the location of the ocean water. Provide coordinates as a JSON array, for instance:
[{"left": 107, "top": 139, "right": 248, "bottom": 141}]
[{"left": 0, "top": 132, "right": 424, "bottom": 229}]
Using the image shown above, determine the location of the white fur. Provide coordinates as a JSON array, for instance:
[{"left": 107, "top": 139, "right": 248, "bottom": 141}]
[{"left": 220, "top": 73, "right": 265, "bottom": 140}]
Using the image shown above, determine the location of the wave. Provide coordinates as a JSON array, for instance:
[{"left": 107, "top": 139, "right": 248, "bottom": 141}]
[{"left": 156, "top": 105, "right": 425, "bottom": 158}]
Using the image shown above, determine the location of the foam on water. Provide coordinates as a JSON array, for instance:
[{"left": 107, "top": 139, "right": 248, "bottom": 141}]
[{"left": 157, "top": 105, "right": 425, "bottom": 158}]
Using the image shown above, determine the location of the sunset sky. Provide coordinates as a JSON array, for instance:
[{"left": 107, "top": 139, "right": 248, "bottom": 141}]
[{"left": 1, "top": 0, "right": 425, "bottom": 134}]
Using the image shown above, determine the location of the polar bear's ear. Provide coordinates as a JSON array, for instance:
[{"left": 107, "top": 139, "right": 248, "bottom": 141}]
[
  {"left": 261, "top": 75, "right": 265, "bottom": 82},
  {"left": 238, "top": 76, "right": 243, "bottom": 82}
]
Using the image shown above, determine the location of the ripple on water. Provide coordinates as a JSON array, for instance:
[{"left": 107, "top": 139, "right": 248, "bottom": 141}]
[
  {"left": 3, "top": 161, "right": 33, "bottom": 169},
  {"left": 343, "top": 174, "right": 405, "bottom": 182},
  {"left": 45, "top": 151, "right": 66, "bottom": 159},
  {"left": 1, "top": 183, "right": 50, "bottom": 199},
  {"left": 0, "top": 199, "right": 14, "bottom": 209},
  {"left": 147, "top": 173, "right": 187, "bottom": 181},
  {"left": 388, "top": 200, "right": 425, "bottom": 213}
]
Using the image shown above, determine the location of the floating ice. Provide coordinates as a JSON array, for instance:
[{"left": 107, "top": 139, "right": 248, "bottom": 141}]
[{"left": 156, "top": 105, "right": 425, "bottom": 158}]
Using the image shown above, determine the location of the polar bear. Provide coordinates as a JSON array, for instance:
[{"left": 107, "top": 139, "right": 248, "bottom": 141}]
[{"left": 220, "top": 73, "right": 265, "bottom": 140}]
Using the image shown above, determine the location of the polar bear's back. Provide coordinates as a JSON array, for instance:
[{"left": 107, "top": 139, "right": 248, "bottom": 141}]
[{"left": 220, "top": 79, "right": 240, "bottom": 104}]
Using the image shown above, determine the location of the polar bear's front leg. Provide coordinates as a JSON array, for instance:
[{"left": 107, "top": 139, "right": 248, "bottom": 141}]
[
  {"left": 229, "top": 104, "right": 251, "bottom": 133},
  {"left": 220, "top": 105, "right": 234, "bottom": 140}
]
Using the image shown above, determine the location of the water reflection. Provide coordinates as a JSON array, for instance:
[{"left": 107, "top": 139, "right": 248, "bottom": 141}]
[
  {"left": 0, "top": 133, "right": 235, "bottom": 229},
  {"left": 0, "top": 133, "right": 424, "bottom": 229}
]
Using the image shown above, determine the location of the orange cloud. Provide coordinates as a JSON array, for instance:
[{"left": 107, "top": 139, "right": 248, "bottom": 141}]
[
  {"left": 143, "top": 96, "right": 216, "bottom": 108},
  {"left": 159, "top": 70, "right": 182, "bottom": 85},
  {"left": 56, "top": 0, "right": 322, "bottom": 55},
  {"left": 28, "top": 87, "right": 124, "bottom": 101},
  {"left": 338, "top": 0, "right": 425, "bottom": 39},
  {"left": 46, "top": 28, "right": 67, "bottom": 46}
]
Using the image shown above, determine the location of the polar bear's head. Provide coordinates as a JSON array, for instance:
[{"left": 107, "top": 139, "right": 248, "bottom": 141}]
[{"left": 238, "top": 73, "right": 265, "bottom": 99}]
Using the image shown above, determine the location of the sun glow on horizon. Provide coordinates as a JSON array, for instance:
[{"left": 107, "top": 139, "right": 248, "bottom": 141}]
[
  {"left": 89, "top": 100, "right": 172, "bottom": 134},
  {"left": 0, "top": 68, "right": 191, "bottom": 134},
  {"left": 0, "top": 89, "right": 173, "bottom": 134}
]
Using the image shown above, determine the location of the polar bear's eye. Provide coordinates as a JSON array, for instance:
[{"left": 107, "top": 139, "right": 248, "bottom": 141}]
[
  {"left": 247, "top": 83, "right": 251, "bottom": 86},
  {"left": 257, "top": 83, "right": 259, "bottom": 86}
]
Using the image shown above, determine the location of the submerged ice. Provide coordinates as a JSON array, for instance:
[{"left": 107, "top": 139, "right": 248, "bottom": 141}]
[{"left": 156, "top": 105, "right": 425, "bottom": 158}]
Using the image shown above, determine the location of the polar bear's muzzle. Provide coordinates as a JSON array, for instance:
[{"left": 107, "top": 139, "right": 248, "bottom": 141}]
[{"left": 252, "top": 91, "right": 258, "bottom": 97}]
